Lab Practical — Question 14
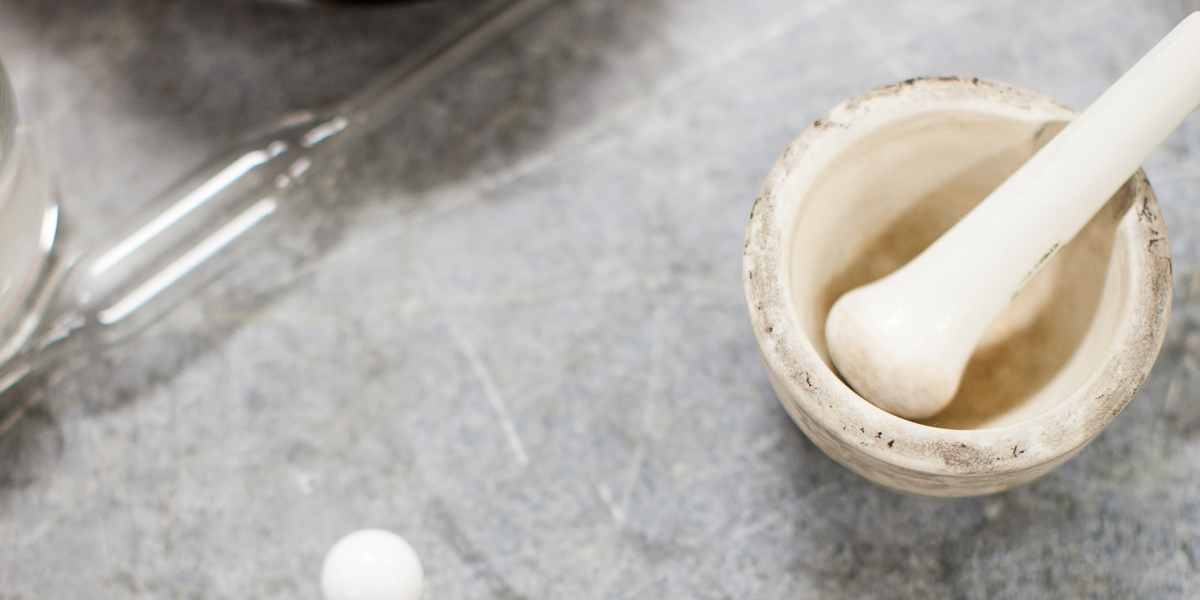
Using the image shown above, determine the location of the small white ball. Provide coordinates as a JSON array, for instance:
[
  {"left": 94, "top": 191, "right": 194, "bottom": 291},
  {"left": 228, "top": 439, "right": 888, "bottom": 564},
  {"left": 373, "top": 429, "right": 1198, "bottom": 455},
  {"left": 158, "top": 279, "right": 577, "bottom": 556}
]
[{"left": 320, "top": 528, "right": 424, "bottom": 600}]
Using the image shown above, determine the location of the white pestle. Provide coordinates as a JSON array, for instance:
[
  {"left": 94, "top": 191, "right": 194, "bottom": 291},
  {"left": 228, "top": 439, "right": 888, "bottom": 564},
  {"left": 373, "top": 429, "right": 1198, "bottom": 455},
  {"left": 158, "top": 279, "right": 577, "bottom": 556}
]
[{"left": 826, "top": 12, "right": 1200, "bottom": 420}]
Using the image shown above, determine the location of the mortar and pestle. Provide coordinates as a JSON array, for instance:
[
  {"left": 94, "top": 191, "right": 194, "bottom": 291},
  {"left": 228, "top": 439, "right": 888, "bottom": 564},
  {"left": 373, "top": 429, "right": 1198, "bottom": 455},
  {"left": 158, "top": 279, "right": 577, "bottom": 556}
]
[{"left": 744, "top": 14, "right": 1200, "bottom": 496}]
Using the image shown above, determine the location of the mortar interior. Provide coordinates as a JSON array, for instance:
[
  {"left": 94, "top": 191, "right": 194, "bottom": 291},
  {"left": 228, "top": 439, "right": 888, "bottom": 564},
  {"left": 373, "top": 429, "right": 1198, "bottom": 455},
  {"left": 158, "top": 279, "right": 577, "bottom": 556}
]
[{"left": 789, "top": 111, "right": 1133, "bottom": 430}]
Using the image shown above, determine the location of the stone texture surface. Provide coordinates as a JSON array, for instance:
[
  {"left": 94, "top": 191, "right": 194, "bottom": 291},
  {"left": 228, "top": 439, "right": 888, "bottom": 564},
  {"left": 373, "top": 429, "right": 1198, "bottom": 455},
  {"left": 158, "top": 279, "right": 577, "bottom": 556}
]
[{"left": 0, "top": 0, "right": 1197, "bottom": 598}]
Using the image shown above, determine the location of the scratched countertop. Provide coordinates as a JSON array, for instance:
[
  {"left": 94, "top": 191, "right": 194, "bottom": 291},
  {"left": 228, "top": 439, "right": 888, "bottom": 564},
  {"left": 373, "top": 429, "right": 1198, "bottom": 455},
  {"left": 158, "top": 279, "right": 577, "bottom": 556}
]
[{"left": 1, "top": 0, "right": 1200, "bottom": 598}]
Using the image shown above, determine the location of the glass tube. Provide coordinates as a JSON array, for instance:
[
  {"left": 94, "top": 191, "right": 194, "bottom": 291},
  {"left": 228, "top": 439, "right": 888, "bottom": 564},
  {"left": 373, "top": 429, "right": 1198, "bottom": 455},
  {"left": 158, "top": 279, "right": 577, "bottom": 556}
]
[
  {"left": 0, "top": 60, "right": 61, "bottom": 389},
  {"left": 0, "top": 0, "right": 558, "bottom": 404}
]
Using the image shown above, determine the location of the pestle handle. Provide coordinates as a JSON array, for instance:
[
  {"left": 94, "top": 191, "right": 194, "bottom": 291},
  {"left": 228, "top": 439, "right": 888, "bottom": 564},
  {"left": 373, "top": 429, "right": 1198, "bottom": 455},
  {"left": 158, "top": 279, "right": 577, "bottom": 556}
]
[{"left": 826, "top": 12, "right": 1200, "bottom": 420}]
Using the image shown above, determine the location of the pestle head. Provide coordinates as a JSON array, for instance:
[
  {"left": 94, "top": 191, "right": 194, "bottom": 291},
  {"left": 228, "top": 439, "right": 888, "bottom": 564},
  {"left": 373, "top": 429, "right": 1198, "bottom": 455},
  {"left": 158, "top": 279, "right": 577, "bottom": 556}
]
[{"left": 826, "top": 282, "right": 967, "bottom": 419}]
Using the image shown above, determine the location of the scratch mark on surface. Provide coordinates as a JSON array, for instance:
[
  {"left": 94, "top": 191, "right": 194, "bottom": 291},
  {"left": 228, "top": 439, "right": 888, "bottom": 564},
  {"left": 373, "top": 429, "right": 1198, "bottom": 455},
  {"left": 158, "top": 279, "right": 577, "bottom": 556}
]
[
  {"left": 1184, "top": 354, "right": 1200, "bottom": 381},
  {"left": 729, "top": 511, "right": 786, "bottom": 542},
  {"left": 969, "top": 538, "right": 986, "bottom": 598},
  {"left": 417, "top": 265, "right": 529, "bottom": 467},
  {"left": 618, "top": 445, "right": 645, "bottom": 520},
  {"left": 426, "top": 499, "right": 527, "bottom": 599},
  {"left": 1164, "top": 374, "right": 1185, "bottom": 413},
  {"left": 597, "top": 482, "right": 624, "bottom": 525},
  {"left": 598, "top": 445, "right": 646, "bottom": 527}
]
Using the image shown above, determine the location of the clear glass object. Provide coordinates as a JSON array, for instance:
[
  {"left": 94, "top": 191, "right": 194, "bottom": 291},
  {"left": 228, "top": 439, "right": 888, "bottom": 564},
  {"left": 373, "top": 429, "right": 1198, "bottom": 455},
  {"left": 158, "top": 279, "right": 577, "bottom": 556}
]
[
  {"left": 0, "top": 61, "right": 60, "bottom": 379},
  {"left": 0, "top": 0, "right": 556, "bottom": 404}
]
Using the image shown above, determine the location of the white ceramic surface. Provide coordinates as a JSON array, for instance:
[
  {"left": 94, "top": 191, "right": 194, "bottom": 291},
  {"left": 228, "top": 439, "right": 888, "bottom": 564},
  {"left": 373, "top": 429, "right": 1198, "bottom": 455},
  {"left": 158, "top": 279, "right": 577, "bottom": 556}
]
[
  {"left": 743, "top": 77, "right": 1173, "bottom": 497},
  {"left": 321, "top": 529, "right": 424, "bottom": 600}
]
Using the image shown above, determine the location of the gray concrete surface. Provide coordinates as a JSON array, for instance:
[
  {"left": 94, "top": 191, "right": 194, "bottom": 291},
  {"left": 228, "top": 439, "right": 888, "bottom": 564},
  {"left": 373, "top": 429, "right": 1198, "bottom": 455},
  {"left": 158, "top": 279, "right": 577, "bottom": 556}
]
[{"left": 1, "top": 0, "right": 1200, "bottom": 597}]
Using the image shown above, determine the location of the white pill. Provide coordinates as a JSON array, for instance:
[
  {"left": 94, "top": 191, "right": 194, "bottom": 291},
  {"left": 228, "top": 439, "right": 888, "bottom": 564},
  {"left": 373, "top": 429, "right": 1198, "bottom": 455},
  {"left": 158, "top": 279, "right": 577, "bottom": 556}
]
[{"left": 320, "top": 528, "right": 424, "bottom": 600}]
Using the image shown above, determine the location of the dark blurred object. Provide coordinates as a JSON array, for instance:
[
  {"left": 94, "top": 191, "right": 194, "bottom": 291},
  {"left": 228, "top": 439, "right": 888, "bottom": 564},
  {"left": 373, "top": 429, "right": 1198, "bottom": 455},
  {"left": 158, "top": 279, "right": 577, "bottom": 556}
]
[{"left": 280, "top": 0, "right": 447, "bottom": 5}]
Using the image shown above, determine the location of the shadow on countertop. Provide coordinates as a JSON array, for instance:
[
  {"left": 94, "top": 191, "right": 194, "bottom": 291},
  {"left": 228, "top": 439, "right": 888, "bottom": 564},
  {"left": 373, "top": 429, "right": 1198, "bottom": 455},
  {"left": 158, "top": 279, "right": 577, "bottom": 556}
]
[{"left": 0, "top": 0, "right": 669, "bottom": 493}]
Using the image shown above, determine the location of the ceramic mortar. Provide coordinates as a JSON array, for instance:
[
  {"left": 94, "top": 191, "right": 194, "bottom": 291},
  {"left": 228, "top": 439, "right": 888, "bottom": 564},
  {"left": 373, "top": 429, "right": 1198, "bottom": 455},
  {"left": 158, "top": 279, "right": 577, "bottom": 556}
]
[{"left": 743, "top": 77, "right": 1172, "bottom": 497}]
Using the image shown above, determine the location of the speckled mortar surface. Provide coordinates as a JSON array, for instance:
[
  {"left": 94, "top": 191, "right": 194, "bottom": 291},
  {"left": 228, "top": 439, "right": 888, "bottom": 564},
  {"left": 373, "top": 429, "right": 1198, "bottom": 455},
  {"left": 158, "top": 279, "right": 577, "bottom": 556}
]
[{"left": 744, "top": 77, "right": 1173, "bottom": 497}]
